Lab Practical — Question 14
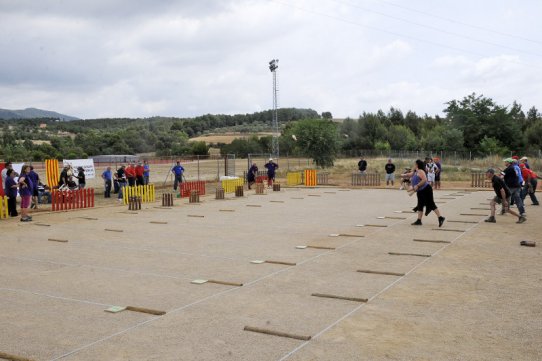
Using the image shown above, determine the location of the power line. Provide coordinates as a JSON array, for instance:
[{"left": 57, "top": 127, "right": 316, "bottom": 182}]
[
  {"left": 376, "top": 0, "right": 542, "bottom": 46},
  {"left": 268, "top": 0, "right": 541, "bottom": 70},
  {"left": 329, "top": 0, "right": 542, "bottom": 58}
]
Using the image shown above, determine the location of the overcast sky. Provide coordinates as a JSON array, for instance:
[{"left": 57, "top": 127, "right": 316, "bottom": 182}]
[{"left": 1, "top": 0, "right": 541, "bottom": 119}]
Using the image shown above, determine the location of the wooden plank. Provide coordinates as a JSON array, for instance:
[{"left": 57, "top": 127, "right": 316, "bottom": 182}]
[
  {"left": 265, "top": 260, "right": 296, "bottom": 266},
  {"left": 389, "top": 252, "right": 431, "bottom": 257},
  {"left": 125, "top": 306, "right": 166, "bottom": 316},
  {"left": 357, "top": 269, "right": 405, "bottom": 276},
  {"left": 207, "top": 279, "right": 243, "bottom": 287},
  {"left": 243, "top": 326, "right": 311, "bottom": 341},
  {"left": 311, "top": 293, "right": 368, "bottom": 303},
  {"left": 431, "top": 228, "right": 465, "bottom": 232},
  {"left": 0, "top": 351, "right": 34, "bottom": 361},
  {"left": 48, "top": 238, "right": 68, "bottom": 243},
  {"left": 104, "top": 228, "right": 124, "bottom": 233},
  {"left": 412, "top": 239, "right": 451, "bottom": 244}
]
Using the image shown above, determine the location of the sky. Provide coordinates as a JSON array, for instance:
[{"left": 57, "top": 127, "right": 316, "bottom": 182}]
[{"left": 1, "top": 0, "right": 541, "bottom": 119}]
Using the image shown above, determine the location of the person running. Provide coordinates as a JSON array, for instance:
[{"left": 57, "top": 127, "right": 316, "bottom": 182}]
[
  {"left": 247, "top": 162, "right": 258, "bottom": 190},
  {"left": 264, "top": 158, "right": 278, "bottom": 187},
  {"left": 384, "top": 158, "right": 396, "bottom": 187},
  {"left": 406, "top": 159, "right": 445, "bottom": 227},
  {"left": 102, "top": 166, "right": 112, "bottom": 198},
  {"left": 5, "top": 169, "right": 19, "bottom": 217},
  {"left": 519, "top": 163, "right": 539, "bottom": 206},
  {"left": 143, "top": 160, "right": 150, "bottom": 185},
  {"left": 485, "top": 168, "right": 525, "bottom": 223},
  {"left": 18, "top": 165, "right": 33, "bottom": 222},
  {"left": 358, "top": 156, "right": 367, "bottom": 175},
  {"left": 172, "top": 161, "right": 185, "bottom": 191}
]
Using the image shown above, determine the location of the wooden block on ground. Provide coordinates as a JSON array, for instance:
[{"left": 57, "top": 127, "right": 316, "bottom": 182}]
[
  {"left": 357, "top": 269, "right": 405, "bottom": 276},
  {"left": 105, "top": 228, "right": 124, "bottom": 233},
  {"left": 447, "top": 220, "right": 478, "bottom": 224},
  {"left": 150, "top": 221, "right": 168, "bottom": 224},
  {"left": 388, "top": 252, "right": 431, "bottom": 257},
  {"left": 207, "top": 279, "right": 243, "bottom": 287},
  {"left": 219, "top": 209, "right": 235, "bottom": 212},
  {"left": 0, "top": 351, "right": 34, "bottom": 361},
  {"left": 307, "top": 245, "right": 336, "bottom": 250},
  {"left": 48, "top": 238, "right": 68, "bottom": 243},
  {"left": 311, "top": 293, "right": 368, "bottom": 303},
  {"left": 432, "top": 228, "right": 465, "bottom": 232},
  {"left": 265, "top": 260, "right": 296, "bottom": 266},
  {"left": 188, "top": 215, "right": 204, "bottom": 218},
  {"left": 412, "top": 238, "right": 451, "bottom": 244},
  {"left": 125, "top": 306, "right": 166, "bottom": 316},
  {"left": 460, "top": 213, "right": 486, "bottom": 216},
  {"left": 243, "top": 326, "right": 311, "bottom": 341}
]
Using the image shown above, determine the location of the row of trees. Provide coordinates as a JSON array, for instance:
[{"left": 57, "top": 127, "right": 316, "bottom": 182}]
[{"left": 1, "top": 94, "right": 541, "bottom": 166}]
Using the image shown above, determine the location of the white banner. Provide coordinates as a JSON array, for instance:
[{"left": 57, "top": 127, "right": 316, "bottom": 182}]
[{"left": 63, "top": 159, "right": 96, "bottom": 179}]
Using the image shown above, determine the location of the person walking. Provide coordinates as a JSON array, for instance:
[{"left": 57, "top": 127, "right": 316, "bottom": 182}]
[
  {"left": 1, "top": 161, "right": 13, "bottom": 195},
  {"left": 434, "top": 157, "right": 442, "bottom": 189},
  {"left": 384, "top": 158, "right": 395, "bottom": 186},
  {"left": 27, "top": 165, "right": 40, "bottom": 209},
  {"left": 172, "top": 161, "right": 185, "bottom": 191},
  {"left": 143, "top": 160, "right": 150, "bottom": 185},
  {"left": 18, "top": 165, "right": 33, "bottom": 222},
  {"left": 407, "top": 159, "right": 445, "bottom": 227},
  {"left": 503, "top": 158, "right": 525, "bottom": 217},
  {"left": 102, "top": 166, "right": 112, "bottom": 198},
  {"left": 485, "top": 168, "right": 525, "bottom": 223},
  {"left": 519, "top": 163, "right": 539, "bottom": 206},
  {"left": 76, "top": 166, "right": 86, "bottom": 189},
  {"left": 5, "top": 169, "right": 19, "bottom": 217},
  {"left": 264, "top": 158, "right": 278, "bottom": 188},
  {"left": 247, "top": 162, "right": 258, "bottom": 190}
]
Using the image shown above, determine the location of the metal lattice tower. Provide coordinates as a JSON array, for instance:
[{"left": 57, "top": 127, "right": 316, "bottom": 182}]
[{"left": 269, "top": 59, "right": 279, "bottom": 158}]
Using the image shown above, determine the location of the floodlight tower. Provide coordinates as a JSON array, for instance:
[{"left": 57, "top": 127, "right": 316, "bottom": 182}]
[{"left": 269, "top": 59, "right": 279, "bottom": 158}]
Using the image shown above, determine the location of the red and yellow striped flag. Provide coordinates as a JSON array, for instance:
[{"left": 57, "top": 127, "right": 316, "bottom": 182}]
[{"left": 46, "top": 159, "right": 59, "bottom": 188}]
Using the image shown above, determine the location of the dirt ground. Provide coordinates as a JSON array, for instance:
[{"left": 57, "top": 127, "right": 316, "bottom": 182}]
[{"left": 1, "top": 187, "right": 540, "bottom": 361}]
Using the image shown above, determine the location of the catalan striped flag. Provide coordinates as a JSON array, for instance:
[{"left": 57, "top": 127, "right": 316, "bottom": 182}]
[{"left": 46, "top": 159, "right": 59, "bottom": 188}]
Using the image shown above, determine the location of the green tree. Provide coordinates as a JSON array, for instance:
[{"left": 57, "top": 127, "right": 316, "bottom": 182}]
[{"left": 288, "top": 119, "right": 340, "bottom": 167}]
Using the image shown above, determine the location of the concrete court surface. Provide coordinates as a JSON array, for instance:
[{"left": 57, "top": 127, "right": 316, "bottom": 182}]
[{"left": 0, "top": 187, "right": 540, "bottom": 361}]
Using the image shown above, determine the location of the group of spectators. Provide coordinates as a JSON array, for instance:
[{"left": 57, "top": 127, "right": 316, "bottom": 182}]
[
  {"left": 101, "top": 160, "right": 151, "bottom": 200},
  {"left": 1, "top": 162, "right": 52, "bottom": 222},
  {"left": 485, "top": 156, "right": 538, "bottom": 224}
]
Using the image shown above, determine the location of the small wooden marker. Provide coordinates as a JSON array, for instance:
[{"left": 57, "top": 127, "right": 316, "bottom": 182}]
[
  {"left": 356, "top": 224, "right": 387, "bottom": 228},
  {"left": 191, "top": 279, "right": 243, "bottom": 287},
  {"left": 150, "top": 221, "right": 168, "bottom": 224},
  {"left": 270, "top": 200, "right": 285, "bottom": 203},
  {"left": 447, "top": 220, "right": 478, "bottom": 224},
  {"left": 296, "top": 245, "right": 336, "bottom": 250},
  {"left": 379, "top": 216, "right": 406, "bottom": 220},
  {"left": 329, "top": 233, "right": 364, "bottom": 238},
  {"left": 243, "top": 326, "right": 311, "bottom": 341},
  {"left": 440, "top": 197, "right": 456, "bottom": 200},
  {"left": 219, "top": 209, "right": 235, "bottom": 212},
  {"left": 311, "top": 293, "right": 368, "bottom": 303},
  {"left": 125, "top": 306, "right": 166, "bottom": 316},
  {"left": 265, "top": 260, "right": 296, "bottom": 266},
  {"left": 33, "top": 223, "right": 51, "bottom": 227},
  {"left": 105, "top": 228, "right": 124, "bottom": 233},
  {"left": 324, "top": 191, "right": 336, "bottom": 194},
  {"left": 431, "top": 228, "right": 465, "bottom": 232},
  {"left": 78, "top": 217, "right": 98, "bottom": 220},
  {"left": 308, "top": 194, "right": 321, "bottom": 197},
  {"left": 246, "top": 204, "right": 262, "bottom": 207},
  {"left": 48, "top": 238, "right": 68, "bottom": 243},
  {"left": 119, "top": 211, "right": 138, "bottom": 214},
  {"left": 0, "top": 351, "right": 34, "bottom": 361},
  {"left": 388, "top": 252, "right": 431, "bottom": 257},
  {"left": 291, "top": 197, "right": 304, "bottom": 199},
  {"left": 187, "top": 215, "right": 204, "bottom": 218},
  {"left": 470, "top": 207, "right": 489, "bottom": 210},
  {"left": 412, "top": 238, "right": 451, "bottom": 244},
  {"left": 459, "top": 213, "right": 486, "bottom": 216},
  {"left": 154, "top": 206, "right": 172, "bottom": 209},
  {"left": 338, "top": 189, "right": 351, "bottom": 192},
  {"left": 357, "top": 269, "right": 405, "bottom": 276}
]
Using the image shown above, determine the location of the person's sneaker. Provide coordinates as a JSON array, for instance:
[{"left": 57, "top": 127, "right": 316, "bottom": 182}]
[
  {"left": 20, "top": 217, "right": 32, "bottom": 222},
  {"left": 484, "top": 216, "right": 496, "bottom": 223},
  {"left": 500, "top": 209, "right": 506, "bottom": 215},
  {"left": 517, "top": 216, "right": 527, "bottom": 224},
  {"left": 438, "top": 216, "right": 446, "bottom": 227},
  {"left": 532, "top": 203, "right": 539, "bottom": 206},
  {"left": 411, "top": 219, "right": 422, "bottom": 226}
]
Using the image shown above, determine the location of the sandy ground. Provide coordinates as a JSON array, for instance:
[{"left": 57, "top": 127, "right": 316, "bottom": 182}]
[{"left": 1, "top": 187, "right": 540, "bottom": 361}]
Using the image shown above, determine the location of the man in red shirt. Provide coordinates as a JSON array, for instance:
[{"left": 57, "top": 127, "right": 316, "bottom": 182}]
[
  {"left": 519, "top": 163, "right": 539, "bottom": 205},
  {"left": 135, "top": 162, "right": 145, "bottom": 186},
  {"left": 125, "top": 163, "right": 136, "bottom": 187}
]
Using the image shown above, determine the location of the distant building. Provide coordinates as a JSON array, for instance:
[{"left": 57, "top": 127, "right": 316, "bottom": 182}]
[{"left": 91, "top": 155, "right": 138, "bottom": 164}]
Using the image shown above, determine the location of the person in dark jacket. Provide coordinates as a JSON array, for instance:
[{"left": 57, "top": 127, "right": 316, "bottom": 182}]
[
  {"left": 247, "top": 162, "right": 258, "bottom": 190},
  {"left": 5, "top": 169, "right": 19, "bottom": 217},
  {"left": 485, "top": 168, "right": 525, "bottom": 223},
  {"left": 76, "top": 167, "right": 86, "bottom": 189},
  {"left": 384, "top": 158, "right": 396, "bottom": 186},
  {"left": 264, "top": 158, "right": 278, "bottom": 188}
]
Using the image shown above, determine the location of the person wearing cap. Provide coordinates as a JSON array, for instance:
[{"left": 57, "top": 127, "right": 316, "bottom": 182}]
[
  {"left": 171, "top": 161, "right": 185, "bottom": 191},
  {"left": 247, "top": 162, "right": 258, "bottom": 190},
  {"left": 503, "top": 158, "right": 525, "bottom": 217},
  {"left": 102, "top": 166, "right": 112, "bottom": 198},
  {"left": 125, "top": 162, "right": 136, "bottom": 187},
  {"left": 76, "top": 166, "right": 86, "bottom": 189},
  {"left": 434, "top": 157, "right": 442, "bottom": 189},
  {"left": 1, "top": 161, "right": 13, "bottom": 195},
  {"left": 406, "top": 159, "right": 445, "bottom": 227},
  {"left": 520, "top": 156, "right": 530, "bottom": 169},
  {"left": 135, "top": 161, "right": 145, "bottom": 186},
  {"left": 264, "top": 158, "right": 279, "bottom": 187},
  {"left": 485, "top": 168, "right": 525, "bottom": 223},
  {"left": 425, "top": 157, "right": 438, "bottom": 187},
  {"left": 519, "top": 163, "right": 539, "bottom": 206},
  {"left": 384, "top": 158, "right": 396, "bottom": 187},
  {"left": 58, "top": 165, "right": 70, "bottom": 188}
]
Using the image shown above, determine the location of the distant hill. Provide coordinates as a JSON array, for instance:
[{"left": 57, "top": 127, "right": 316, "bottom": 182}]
[{"left": 0, "top": 107, "right": 79, "bottom": 121}]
